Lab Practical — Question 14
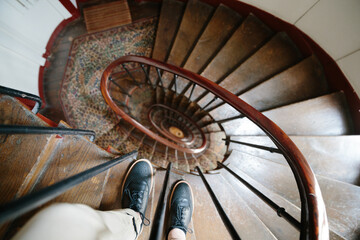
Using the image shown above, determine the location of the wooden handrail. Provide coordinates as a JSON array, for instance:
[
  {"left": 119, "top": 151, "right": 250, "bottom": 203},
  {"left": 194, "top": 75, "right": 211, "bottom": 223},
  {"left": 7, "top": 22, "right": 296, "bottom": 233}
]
[{"left": 100, "top": 55, "right": 329, "bottom": 239}]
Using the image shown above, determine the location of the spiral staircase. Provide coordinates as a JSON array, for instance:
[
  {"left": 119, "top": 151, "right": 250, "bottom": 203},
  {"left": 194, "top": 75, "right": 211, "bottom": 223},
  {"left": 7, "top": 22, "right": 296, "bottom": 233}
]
[{"left": 0, "top": 0, "right": 359, "bottom": 239}]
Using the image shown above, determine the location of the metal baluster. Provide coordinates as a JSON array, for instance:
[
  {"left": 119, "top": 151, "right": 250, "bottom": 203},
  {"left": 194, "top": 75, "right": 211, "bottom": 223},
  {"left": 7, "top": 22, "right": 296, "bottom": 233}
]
[
  {"left": 188, "top": 83, "right": 196, "bottom": 100},
  {"left": 156, "top": 68, "right": 164, "bottom": 87},
  {"left": 174, "top": 74, "right": 178, "bottom": 94},
  {"left": 109, "top": 76, "right": 131, "bottom": 96},
  {"left": 149, "top": 163, "right": 173, "bottom": 240},
  {"left": 218, "top": 162, "right": 301, "bottom": 231},
  {"left": 122, "top": 64, "right": 141, "bottom": 87},
  {"left": 141, "top": 64, "right": 154, "bottom": 88},
  {"left": 222, "top": 139, "right": 282, "bottom": 154},
  {"left": 196, "top": 166, "right": 241, "bottom": 240},
  {"left": 203, "top": 96, "right": 218, "bottom": 110}
]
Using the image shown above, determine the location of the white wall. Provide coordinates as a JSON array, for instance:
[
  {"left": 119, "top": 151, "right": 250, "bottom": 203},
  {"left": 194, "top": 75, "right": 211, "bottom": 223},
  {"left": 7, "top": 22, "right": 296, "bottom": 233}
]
[
  {"left": 239, "top": 0, "right": 360, "bottom": 97},
  {"left": 0, "top": 0, "right": 71, "bottom": 96}
]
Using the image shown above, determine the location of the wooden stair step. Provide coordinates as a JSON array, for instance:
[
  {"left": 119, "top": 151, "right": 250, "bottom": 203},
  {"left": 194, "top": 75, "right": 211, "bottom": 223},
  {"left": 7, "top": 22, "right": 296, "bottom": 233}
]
[
  {"left": 229, "top": 135, "right": 360, "bottom": 185},
  {"left": 199, "top": 31, "right": 302, "bottom": 109},
  {"left": 220, "top": 164, "right": 344, "bottom": 240},
  {"left": 206, "top": 131, "right": 227, "bottom": 156},
  {"left": 221, "top": 92, "right": 354, "bottom": 135},
  {"left": 166, "top": 0, "right": 214, "bottom": 68},
  {"left": 207, "top": 173, "right": 278, "bottom": 239},
  {"left": 28, "top": 135, "right": 115, "bottom": 208},
  {"left": 226, "top": 150, "right": 360, "bottom": 240},
  {"left": 239, "top": 55, "right": 329, "bottom": 112},
  {"left": 188, "top": 13, "right": 273, "bottom": 101},
  {"left": 0, "top": 95, "right": 49, "bottom": 126},
  {"left": 137, "top": 137, "right": 156, "bottom": 160},
  {"left": 193, "top": 154, "right": 216, "bottom": 171},
  {"left": 182, "top": 4, "right": 242, "bottom": 73},
  {"left": 0, "top": 134, "right": 56, "bottom": 205},
  {"left": 5, "top": 135, "right": 117, "bottom": 238},
  {"left": 184, "top": 174, "right": 232, "bottom": 239},
  {"left": 152, "top": 0, "right": 185, "bottom": 62},
  {"left": 151, "top": 142, "right": 169, "bottom": 169}
]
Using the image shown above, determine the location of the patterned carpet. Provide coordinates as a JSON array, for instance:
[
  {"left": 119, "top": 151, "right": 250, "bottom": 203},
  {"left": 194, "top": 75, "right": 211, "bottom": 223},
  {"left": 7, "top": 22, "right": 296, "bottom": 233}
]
[{"left": 60, "top": 18, "right": 157, "bottom": 149}]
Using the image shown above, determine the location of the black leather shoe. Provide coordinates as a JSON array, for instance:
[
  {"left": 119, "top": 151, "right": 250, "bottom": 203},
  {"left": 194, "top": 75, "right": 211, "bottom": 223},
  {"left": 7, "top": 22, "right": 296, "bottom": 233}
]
[
  {"left": 168, "top": 180, "right": 194, "bottom": 235},
  {"left": 121, "top": 159, "right": 153, "bottom": 225}
]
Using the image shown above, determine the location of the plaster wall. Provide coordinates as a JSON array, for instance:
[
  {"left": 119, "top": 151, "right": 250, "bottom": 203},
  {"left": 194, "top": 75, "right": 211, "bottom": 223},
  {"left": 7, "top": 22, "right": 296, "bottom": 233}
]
[{"left": 0, "top": 0, "right": 71, "bottom": 95}]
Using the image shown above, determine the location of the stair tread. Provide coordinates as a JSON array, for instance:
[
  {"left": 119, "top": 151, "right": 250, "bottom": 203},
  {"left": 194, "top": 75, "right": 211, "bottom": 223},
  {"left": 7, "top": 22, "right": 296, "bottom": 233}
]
[
  {"left": 207, "top": 173, "right": 278, "bottom": 239},
  {"left": 183, "top": 4, "right": 242, "bottom": 74},
  {"left": 220, "top": 163, "right": 344, "bottom": 240},
  {"left": 189, "top": 13, "right": 273, "bottom": 101},
  {"left": 184, "top": 174, "right": 232, "bottom": 239},
  {"left": 30, "top": 135, "right": 116, "bottom": 208},
  {"left": 227, "top": 150, "right": 360, "bottom": 239},
  {"left": 206, "top": 131, "right": 227, "bottom": 156},
  {"left": 152, "top": 0, "right": 185, "bottom": 62},
  {"left": 202, "top": 33, "right": 303, "bottom": 112},
  {"left": 239, "top": 55, "right": 328, "bottom": 112},
  {"left": 0, "top": 134, "right": 55, "bottom": 205},
  {"left": 220, "top": 165, "right": 300, "bottom": 240},
  {"left": 166, "top": 0, "right": 214, "bottom": 67},
  {"left": 221, "top": 92, "right": 353, "bottom": 135},
  {"left": 214, "top": 32, "right": 302, "bottom": 96},
  {"left": 0, "top": 95, "right": 49, "bottom": 126},
  {"left": 229, "top": 135, "right": 360, "bottom": 185}
]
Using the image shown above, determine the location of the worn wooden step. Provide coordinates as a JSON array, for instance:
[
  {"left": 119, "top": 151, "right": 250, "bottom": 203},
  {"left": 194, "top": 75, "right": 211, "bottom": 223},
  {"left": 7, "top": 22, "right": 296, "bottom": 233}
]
[
  {"left": 220, "top": 163, "right": 344, "bottom": 240},
  {"left": 184, "top": 173, "right": 232, "bottom": 239},
  {"left": 152, "top": 0, "right": 185, "bottom": 62},
  {"left": 199, "top": 32, "right": 302, "bottom": 110},
  {"left": 0, "top": 134, "right": 56, "bottom": 205},
  {"left": 188, "top": 13, "right": 273, "bottom": 101},
  {"left": 207, "top": 173, "right": 278, "bottom": 239},
  {"left": 229, "top": 135, "right": 360, "bottom": 185},
  {"left": 4, "top": 134, "right": 118, "bottom": 238},
  {"left": 166, "top": 0, "right": 214, "bottom": 68},
  {"left": 238, "top": 55, "right": 328, "bottom": 112},
  {"left": 151, "top": 142, "right": 169, "bottom": 169},
  {"left": 0, "top": 95, "right": 49, "bottom": 126},
  {"left": 221, "top": 92, "right": 353, "bottom": 135},
  {"left": 226, "top": 150, "right": 360, "bottom": 240},
  {"left": 174, "top": 4, "right": 242, "bottom": 94},
  {"left": 206, "top": 131, "right": 227, "bottom": 156}
]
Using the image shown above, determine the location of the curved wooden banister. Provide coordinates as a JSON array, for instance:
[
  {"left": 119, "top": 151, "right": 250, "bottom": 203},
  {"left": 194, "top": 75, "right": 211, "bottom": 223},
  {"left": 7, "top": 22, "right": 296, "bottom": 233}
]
[{"left": 101, "top": 55, "right": 329, "bottom": 239}]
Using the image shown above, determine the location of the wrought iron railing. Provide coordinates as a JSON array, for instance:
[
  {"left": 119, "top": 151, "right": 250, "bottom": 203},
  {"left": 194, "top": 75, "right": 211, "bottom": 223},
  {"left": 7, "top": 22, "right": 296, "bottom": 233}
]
[
  {"left": 0, "top": 85, "right": 42, "bottom": 114},
  {"left": 101, "top": 55, "right": 329, "bottom": 240}
]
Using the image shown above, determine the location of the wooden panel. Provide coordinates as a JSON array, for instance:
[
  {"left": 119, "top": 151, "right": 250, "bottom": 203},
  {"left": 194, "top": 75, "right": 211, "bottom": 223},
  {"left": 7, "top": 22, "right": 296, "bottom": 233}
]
[{"left": 84, "top": 0, "right": 132, "bottom": 34}]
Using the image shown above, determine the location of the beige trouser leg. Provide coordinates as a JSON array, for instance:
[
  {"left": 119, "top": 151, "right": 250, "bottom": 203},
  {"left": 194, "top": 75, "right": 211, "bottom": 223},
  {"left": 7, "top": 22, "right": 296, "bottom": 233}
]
[{"left": 12, "top": 203, "right": 142, "bottom": 240}]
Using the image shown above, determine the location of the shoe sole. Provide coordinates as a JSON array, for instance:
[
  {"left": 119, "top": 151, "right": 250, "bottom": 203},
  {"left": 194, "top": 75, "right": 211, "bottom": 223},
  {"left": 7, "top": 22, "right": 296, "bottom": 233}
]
[
  {"left": 121, "top": 159, "right": 154, "bottom": 205},
  {"left": 168, "top": 180, "right": 195, "bottom": 216}
]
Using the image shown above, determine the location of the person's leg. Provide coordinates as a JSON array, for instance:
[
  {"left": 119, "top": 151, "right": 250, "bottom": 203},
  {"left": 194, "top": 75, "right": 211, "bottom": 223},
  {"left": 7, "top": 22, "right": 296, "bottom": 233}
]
[
  {"left": 167, "top": 180, "right": 194, "bottom": 240},
  {"left": 12, "top": 203, "right": 142, "bottom": 240},
  {"left": 12, "top": 159, "right": 154, "bottom": 240}
]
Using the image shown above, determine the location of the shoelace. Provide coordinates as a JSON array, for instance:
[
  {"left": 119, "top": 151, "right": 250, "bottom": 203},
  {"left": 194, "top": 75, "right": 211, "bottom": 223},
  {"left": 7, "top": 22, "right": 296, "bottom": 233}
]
[
  {"left": 173, "top": 205, "right": 193, "bottom": 234},
  {"left": 124, "top": 188, "right": 150, "bottom": 226}
]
